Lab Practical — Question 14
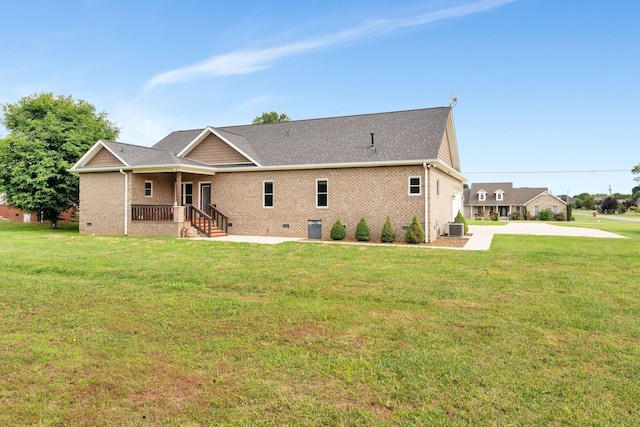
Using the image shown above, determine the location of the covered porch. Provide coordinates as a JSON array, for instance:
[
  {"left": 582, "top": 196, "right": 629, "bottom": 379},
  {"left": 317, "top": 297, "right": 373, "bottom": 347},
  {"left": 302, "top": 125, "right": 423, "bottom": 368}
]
[{"left": 128, "top": 171, "right": 229, "bottom": 238}]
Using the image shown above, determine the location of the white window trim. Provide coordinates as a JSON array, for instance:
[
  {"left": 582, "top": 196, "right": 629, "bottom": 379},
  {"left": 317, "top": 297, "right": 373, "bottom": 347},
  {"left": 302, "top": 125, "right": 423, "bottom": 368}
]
[
  {"left": 408, "top": 176, "right": 421, "bottom": 196},
  {"left": 144, "top": 181, "right": 153, "bottom": 198},
  {"left": 182, "top": 182, "right": 194, "bottom": 205},
  {"left": 263, "top": 180, "right": 274, "bottom": 209},
  {"left": 316, "top": 178, "right": 328, "bottom": 208},
  {"left": 478, "top": 190, "right": 487, "bottom": 202},
  {"left": 496, "top": 191, "right": 504, "bottom": 201}
]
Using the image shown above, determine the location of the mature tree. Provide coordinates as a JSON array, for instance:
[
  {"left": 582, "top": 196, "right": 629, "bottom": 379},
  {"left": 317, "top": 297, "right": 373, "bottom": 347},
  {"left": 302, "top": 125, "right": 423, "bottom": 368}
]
[
  {"left": 0, "top": 93, "right": 119, "bottom": 225},
  {"left": 633, "top": 164, "right": 640, "bottom": 182},
  {"left": 252, "top": 111, "right": 290, "bottom": 124},
  {"left": 581, "top": 194, "right": 596, "bottom": 210},
  {"left": 599, "top": 196, "right": 618, "bottom": 214},
  {"left": 573, "top": 197, "right": 582, "bottom": 209}
]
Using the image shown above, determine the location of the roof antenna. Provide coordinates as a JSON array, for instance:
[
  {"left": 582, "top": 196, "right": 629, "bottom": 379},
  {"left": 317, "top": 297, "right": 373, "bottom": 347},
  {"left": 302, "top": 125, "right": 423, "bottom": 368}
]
[{"left": 449, "top": 93, "right": 457, "bottom": 109}]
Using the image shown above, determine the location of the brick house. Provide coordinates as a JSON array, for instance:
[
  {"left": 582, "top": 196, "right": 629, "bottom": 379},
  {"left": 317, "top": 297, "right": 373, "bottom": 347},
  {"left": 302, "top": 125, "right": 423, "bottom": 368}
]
[
  {"left": 463, "top": 182, "right": 568, "bottom": 220},
  {"left": 70, "top": 107, "right": 466, "bottom": 242}
]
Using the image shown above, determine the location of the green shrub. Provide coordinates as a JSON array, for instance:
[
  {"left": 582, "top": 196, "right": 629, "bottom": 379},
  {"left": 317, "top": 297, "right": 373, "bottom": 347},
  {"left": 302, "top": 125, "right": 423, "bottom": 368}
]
[
  {"left": 355, "top": 218, "right": 370, "bottom": 241},
  {"left": 537, "top": 208, "right": 553, "bottom": 221},
  {"left": 404, "top": 216, "right": 425, "bottom": 244},
  {"left": 380, "top": 216, "right": 395, "bottom": 243},
  {"left": 617, "top": 205, "right": 627, "bottom": 214},
  {"left": 330, "top": 220, "right": 346, "bottom": 240},
  {"left": 509, "top": 212, "right": 520, "bottom": 220},
  {"left": 490, "top": 212, "right": 499, "bottom": 221},
  {"left": 454, "top": 210, "right": 468, "bottom": 235},
  {"left": 522, "top": 206, "right": 528, "bottom": 220}
]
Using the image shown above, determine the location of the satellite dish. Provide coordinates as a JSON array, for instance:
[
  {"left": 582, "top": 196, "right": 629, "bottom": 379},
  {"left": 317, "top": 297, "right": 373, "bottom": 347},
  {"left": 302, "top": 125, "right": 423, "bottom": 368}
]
[{"left": 449, "top": 93, "right": 457, "bottom": 108}]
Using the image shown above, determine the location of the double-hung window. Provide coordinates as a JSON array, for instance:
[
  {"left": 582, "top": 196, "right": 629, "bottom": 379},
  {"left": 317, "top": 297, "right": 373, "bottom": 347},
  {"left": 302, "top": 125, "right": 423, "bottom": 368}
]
[
  {"left": 182, "top": 183, "right": 193, "bottom": 205},
  {"left": 316, "top": 179, "right": 328, "bottom": 208},
  {"left": 144, "top": 181, "right": 153, "bottom": 197},
  {"left": 409, "top": 176, "right": 421, "bottom": 195},
  {"left": 264, "top": 181, "right": 274, "bottom": 208}
]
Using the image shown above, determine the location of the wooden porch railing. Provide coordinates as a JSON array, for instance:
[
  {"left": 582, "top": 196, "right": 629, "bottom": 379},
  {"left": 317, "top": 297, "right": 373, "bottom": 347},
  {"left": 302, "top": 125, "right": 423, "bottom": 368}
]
[
  {"left": 205, "top": 204, "right": 229, "bottom": 234},
  {"left": 187, "top": 205, "right": 213, "bottom": 237},
  {"left": 131, "top": 205, "right": 174, "bottom": 221}
]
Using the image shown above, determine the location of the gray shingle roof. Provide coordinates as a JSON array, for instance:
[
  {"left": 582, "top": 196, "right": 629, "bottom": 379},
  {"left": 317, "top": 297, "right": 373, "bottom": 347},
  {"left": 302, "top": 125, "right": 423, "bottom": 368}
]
[
  {"left": 464, "top": 182, "right": 549, "bottom": 205},
  {"left": 101, "top": 141, "right": 205, "bottom": 167},
  {"left": 151, "top": 107, "right": 452, "bottom": 167}
]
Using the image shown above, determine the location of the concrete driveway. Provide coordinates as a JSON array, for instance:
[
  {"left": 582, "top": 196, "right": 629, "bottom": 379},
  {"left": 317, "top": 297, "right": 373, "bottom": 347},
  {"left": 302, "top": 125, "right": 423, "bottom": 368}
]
[{"left": 464, "top": 222, "right": 626, "bottom": 250}]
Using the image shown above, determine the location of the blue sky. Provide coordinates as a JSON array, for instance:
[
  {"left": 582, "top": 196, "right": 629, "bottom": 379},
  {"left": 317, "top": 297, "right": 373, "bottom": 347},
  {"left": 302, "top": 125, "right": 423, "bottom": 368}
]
[{"left": 1, "top": 0, "right": 638, "bottom": 196}]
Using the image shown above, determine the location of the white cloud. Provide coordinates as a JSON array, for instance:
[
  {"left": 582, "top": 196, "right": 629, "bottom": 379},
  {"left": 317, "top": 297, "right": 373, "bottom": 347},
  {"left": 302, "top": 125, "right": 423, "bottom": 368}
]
[{"left": 145, "top": 0, "right": 516, "bottom": 90}]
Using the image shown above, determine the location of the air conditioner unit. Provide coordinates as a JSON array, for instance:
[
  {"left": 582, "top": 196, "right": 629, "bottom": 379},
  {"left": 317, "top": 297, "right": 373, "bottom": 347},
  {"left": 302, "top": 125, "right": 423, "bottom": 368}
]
[{"left": 447, "top": 222, "right": 464, "bottom": 237}]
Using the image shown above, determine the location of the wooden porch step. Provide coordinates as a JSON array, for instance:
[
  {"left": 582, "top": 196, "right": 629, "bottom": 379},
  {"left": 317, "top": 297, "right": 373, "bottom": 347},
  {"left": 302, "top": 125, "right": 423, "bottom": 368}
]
[{"left": 182, "top": 223, "right": 227, "bottom": 238}]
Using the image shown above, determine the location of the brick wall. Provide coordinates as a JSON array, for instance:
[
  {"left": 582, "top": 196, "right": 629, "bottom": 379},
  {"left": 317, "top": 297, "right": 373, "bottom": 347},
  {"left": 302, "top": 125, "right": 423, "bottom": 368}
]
[
  {"left": 525, "top": 194, "right": 567, "bottom": 218},
  {"left": 79, "top": 166, "right": 464, "bottom": 241},
  {"left": 79, "top": 172, "right": 126, "bottom": 234}
]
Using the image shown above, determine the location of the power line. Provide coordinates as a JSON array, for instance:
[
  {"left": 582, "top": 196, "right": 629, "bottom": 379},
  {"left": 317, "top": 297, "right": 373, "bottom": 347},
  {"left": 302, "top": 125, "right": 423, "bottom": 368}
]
[{"left": 464, "top": 169, "right": 631, "bottom": 174}]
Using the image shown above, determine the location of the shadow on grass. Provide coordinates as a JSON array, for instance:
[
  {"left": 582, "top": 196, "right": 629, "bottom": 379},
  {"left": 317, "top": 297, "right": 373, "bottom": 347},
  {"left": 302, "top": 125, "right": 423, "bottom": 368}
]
[{"left": 0, "top": 221, "right": 79, "bottom": 233}]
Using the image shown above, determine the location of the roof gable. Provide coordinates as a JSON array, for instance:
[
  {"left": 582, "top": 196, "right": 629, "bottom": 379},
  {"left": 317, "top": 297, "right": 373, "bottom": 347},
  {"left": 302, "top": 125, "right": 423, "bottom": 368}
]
[
  {"left": 177, "top": 127, "right": 261, "bottom": 166},
  {"left": 183, "top": 131, "right": 253, "bottom": 165},
  {"left": 523, "top": 191, "right": 568, "bottom": 206},
  {"left": 71, "top": 140, "right": 130, "bottom": 169},
  {"left": 84, "top": 146, "right": 125, "bottom": 167}
]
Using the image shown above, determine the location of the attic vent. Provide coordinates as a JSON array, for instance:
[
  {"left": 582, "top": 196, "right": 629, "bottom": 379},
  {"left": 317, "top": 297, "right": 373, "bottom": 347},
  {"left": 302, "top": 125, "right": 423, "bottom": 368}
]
[{"left": 370, "top": 133, "right": 376, "bottom": 153}]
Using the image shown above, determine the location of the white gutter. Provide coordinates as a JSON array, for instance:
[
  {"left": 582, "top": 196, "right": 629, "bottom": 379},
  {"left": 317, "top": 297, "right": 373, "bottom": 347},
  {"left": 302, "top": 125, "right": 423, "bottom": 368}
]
[
  {"left": 70, "top": 159, "right": 467, "bottom": 184},
  {"left": 119, "top": 169, "right": 128, "bottom": 236},
  {"left": 423, "top": 162, "right": 429, "bottom": 243}
]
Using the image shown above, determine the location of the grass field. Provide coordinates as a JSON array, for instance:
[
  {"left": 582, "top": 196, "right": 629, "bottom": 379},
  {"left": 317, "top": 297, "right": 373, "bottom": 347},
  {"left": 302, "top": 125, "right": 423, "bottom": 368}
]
[{"left": 1, "top": 220, "right": 639, "bottom": 426}]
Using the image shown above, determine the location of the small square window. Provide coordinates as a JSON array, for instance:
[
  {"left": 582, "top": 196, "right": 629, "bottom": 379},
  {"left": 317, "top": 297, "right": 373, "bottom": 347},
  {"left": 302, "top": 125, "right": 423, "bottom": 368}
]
[
  {"left": 144, "top": 181, "right": 152, "bottom": 197},
  {"left": 409, "top": 176, "right": 421, "bottom": 195}
]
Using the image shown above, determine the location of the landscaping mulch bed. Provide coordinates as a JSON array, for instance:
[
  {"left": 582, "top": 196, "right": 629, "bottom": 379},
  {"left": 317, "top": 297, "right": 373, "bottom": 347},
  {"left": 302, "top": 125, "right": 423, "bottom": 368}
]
[{"left": 319, "top": 235, "right": 470, "bottom": 248}]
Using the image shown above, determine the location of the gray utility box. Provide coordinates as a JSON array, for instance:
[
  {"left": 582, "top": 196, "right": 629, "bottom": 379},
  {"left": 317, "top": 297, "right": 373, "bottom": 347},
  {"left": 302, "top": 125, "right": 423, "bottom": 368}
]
[{"left": 447, "top": 222, "right": 464, "bottom": 237}]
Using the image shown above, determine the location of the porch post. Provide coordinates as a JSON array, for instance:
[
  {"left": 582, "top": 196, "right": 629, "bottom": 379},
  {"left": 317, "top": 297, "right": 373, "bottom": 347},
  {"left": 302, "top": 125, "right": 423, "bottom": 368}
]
[{"left": 176, "top": 171, "right": 182, "bottom": 206}]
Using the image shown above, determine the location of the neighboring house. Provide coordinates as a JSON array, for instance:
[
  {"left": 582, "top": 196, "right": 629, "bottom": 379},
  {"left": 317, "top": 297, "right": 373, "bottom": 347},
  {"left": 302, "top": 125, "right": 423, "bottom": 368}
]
[
  {"left": 70, "top": 107, "right": 466, "bottom": 242},
  {"left": 0, "top": 193, "right": 36, "bottom": 222},
  {"left": 463, "top": 182, "right": 568, "bottom": 220}
]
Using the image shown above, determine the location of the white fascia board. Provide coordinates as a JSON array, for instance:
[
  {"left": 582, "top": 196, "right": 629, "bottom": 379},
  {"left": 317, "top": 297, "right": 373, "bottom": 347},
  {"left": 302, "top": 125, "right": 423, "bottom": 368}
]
[
  {"left": 69, "top": 164, "right": 216, "bottom": 175},
  {"left": 177, "top": 127, "right": 261, "bottom": 167},
  {"left": 70, "top": 140, "right": 129, "bottom": 170},
  {"left": 210, "top": 159, "right": 466, "bottom": 182},
  {"left": 70, "top": 158, "right": 467, "bottom": 182}
]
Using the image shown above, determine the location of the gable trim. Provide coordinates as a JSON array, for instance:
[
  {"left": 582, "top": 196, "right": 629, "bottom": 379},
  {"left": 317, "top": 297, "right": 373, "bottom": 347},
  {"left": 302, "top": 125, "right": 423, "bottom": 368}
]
[
  {"left": 177, "top": 127, "right": 261, "bottom": 166},
  {"left": 70, "top": 140, "right": 130, "bottom": 170},
  {"left": 522, "top": 191, "right": 568, "bottom": 206}
]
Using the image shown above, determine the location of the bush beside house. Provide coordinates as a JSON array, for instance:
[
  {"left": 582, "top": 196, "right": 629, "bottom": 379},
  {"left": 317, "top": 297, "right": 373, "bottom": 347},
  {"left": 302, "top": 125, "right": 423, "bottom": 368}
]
[
  {"left": 330, "top": 220, "right": 346, "bottom": 240},
  {"left": 381, "top": 217, "right": 395, "bottom": 243},
  {"left": 405, "top": 216, "right": 425, "bottom": 244},
  {"left": 355, "top": 218, "right": 371, "bottom": 242}
]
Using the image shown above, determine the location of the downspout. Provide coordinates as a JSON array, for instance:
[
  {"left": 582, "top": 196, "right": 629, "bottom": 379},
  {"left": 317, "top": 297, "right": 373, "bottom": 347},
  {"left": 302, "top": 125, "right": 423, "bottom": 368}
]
[
  {"left": 423, "top": 162, "right": 429, "bottom": 243},
  {"left": 119, "top": 169, "right": 128, "bottom": 236}
]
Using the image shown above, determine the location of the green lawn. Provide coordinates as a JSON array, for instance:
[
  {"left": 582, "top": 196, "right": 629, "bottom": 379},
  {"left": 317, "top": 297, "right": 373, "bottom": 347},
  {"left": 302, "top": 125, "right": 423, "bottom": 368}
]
[{"left": 1, "top": 221, "right": 639, "bottom": 426}]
